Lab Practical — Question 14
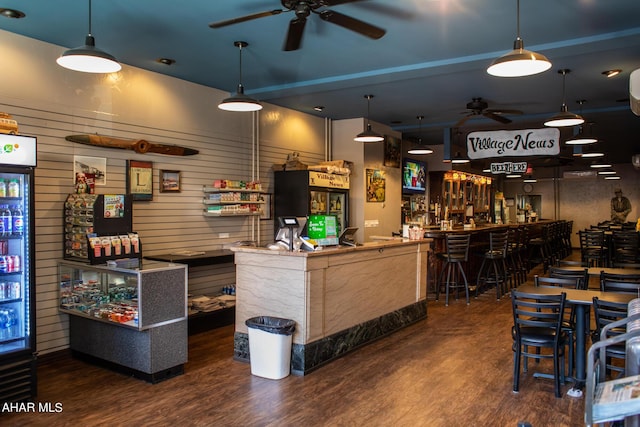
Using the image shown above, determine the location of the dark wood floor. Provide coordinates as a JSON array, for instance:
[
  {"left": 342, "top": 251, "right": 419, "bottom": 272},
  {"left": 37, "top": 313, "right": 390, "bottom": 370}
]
[{"left": 3, "top": 262, "right": 585, "bottom": 427}]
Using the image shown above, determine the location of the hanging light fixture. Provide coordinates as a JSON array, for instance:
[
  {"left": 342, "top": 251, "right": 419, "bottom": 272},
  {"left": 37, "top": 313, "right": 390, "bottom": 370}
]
[
  {"left": 56, "top": 0, "right": 121, "bottom": 73},
  {"left": 218, "top": 41, "right": 262, "bottom": 112},
  {"left": 544, "top": 69, "right": 585, "bottom": 127},
  {"left": 486, "top": 0, "right": 551, "bottom": 77},
  {"left": 451, "top": 152, "right": 470, "bottom": 164},
  {"left": 354, "top": 95, "right": 384, "bottom": 143},
  {"left": 407, "top": 115, "right": 433, "bottom": 155},
  {"left": 565, "top": 100, "right": 597, "bottom": 145}
]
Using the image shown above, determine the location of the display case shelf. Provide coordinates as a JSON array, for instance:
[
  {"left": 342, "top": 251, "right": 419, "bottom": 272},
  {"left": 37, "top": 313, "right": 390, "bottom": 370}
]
[{"left": 58, "top": 260, "right": 188, "bottom": 383}]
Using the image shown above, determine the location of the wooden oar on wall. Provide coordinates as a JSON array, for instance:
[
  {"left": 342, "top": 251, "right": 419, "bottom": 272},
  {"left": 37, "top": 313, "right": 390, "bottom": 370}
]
[{"left": 65, "top": 134, "right": 199, "bottom": 156}]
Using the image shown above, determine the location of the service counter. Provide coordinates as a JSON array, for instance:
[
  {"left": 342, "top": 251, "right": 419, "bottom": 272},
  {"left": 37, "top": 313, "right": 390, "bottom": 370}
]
[{"left": 230, "top": 239, "right": 431, "bottom": 375}]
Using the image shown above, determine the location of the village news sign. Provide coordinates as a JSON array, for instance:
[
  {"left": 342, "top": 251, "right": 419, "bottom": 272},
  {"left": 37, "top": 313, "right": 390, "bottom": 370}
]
[{"left": 466, "top": 128, "right": 560, "bottom": 160}]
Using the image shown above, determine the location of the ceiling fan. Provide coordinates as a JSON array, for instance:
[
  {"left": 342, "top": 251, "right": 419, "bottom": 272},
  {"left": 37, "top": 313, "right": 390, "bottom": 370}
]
[
  {"left": 209, "top": 1, "right": 386, "bottom": 51},
  {"left": 455, "top": 97, "right": 523, "bottom": 127}
]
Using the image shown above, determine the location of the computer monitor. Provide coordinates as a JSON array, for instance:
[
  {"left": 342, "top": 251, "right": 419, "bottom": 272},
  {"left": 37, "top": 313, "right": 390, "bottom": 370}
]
[
  {"left": 339, "top": 227, "right": 359, "bottom": 247},
  {"left": 275, "top": 216, "right": 307, "bottom": 250}
]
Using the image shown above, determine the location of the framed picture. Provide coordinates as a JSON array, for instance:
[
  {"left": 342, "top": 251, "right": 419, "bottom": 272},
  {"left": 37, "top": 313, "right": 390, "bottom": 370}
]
[
  {"left": 366, "top": 169, "right": 386, "bottom": 202},
  {"left": 74, "top": 155, "right": 107, "bottom": 185},
  {"left": 383, "top": 135, "right": 401, "bottom": 168},
  {"left": 260, "top": 193, "right": 272, "bottom": 220},
  {"left": 126, "top": 160, "right": 153, "bottom": 201},
  {"left": 160, "top": 170, "right": 181, "bottom": 193}
]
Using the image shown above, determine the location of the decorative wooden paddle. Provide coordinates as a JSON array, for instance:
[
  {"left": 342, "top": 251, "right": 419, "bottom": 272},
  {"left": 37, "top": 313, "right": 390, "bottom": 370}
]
[{"left": 65, "top": 134, "right": 199, "bottom": 156}]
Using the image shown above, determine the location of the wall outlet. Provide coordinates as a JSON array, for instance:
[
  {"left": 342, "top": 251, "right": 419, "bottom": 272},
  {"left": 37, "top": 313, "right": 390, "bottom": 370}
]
[{"left": 218, "top": 232, "right": 230, "bottom": 238}]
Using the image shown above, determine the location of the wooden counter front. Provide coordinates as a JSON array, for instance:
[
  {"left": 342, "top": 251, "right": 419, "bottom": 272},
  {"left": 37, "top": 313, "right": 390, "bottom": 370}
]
[{"left": 230, "top": 239, "right": 430, "bottom": 375}]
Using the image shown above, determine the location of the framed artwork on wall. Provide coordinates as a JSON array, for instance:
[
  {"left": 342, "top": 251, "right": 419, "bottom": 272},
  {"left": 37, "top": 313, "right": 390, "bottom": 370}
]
[
  {"left": 73, "top": 155, "right": 107, "bottom": 185},
  {"left": 126, "top": 160, "right": 153, "bottom": 201},
  {"left": 160, "top": 170, "right": 181, "bottom": 193},
  {"left": 366, "top": 169, "right": 386, "bottom": 202},
  {"left": 383, "top": 135, "right": 401, "bottom": 168}
]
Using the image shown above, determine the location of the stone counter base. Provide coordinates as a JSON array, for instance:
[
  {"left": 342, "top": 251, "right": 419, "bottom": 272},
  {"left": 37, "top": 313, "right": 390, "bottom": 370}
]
[{"left": 234, "top": 301, "right": 426, "bottom": 375}]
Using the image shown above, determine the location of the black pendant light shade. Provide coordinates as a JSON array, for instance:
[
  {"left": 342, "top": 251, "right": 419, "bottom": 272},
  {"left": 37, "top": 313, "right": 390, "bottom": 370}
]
[
  {"left": 56, "top": 0, "right": 121, "bottom": 73},
  {"left": 354, "top": 95, "right": 384, "bottom": 143},
  {"left": 218, "top": 41, "right": 262, "bottom": 112}
]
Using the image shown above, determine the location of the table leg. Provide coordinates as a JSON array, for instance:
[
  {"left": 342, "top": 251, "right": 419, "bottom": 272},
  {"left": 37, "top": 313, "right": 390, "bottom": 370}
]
[{"left": 568, "top": 304, "right": 590, "bottom": 398}]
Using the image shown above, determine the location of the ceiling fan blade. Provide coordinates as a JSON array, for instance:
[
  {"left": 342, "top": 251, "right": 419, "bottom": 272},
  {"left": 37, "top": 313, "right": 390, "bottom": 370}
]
[
  {"left": 318, "top": 10, "right": 385, "bottom": 39},
  {"left": 209, "top": 9, "right": 283, "bottom": 28},
  {"left": 284, "top": 18, "right": 307, "bottom": 51},
  {"left": 484, "top": 112, "right": 512, "bottom": 124}
]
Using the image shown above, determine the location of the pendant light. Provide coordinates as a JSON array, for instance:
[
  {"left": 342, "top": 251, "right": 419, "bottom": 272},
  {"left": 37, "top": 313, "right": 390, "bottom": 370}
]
[
  {"left": 544, "top": 69, "right": 585, "bottom": 127},
  {"left": 407, "top": 116, "right": 433, "bottom": 155},
  {"left": 565, "top": 100, "right": 597, "bottom": 145},
  {"left": 354, "top": 95, "right": 384, "bottom": 143},
  {"left": 56, "top": 0, "right": 121, "bottom": 73},
  {"left": 486, "top": 0, "right": 551, "bottom": 77},
  {"left": 218, "top": 41, "right": 262, "bottom": 112}
]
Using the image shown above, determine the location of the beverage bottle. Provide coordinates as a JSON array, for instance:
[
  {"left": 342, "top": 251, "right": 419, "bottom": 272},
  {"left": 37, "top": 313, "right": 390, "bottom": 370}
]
[
  {"left": 12, "top": 256, "right": 20, "bottom": 273},
  {"left": 0, "top": 179, "right": 5, "bottom": 197},
  {"left": 11, "top": 281, "right": 20, "bottom": 299},
  {"left": 0, "top": 205, "right": 11, "bottom": 236},
  {"left": 11, "top": 205, "right": 23, "bottom": 235},
  {"left": 7, "top": 179, "right": 19, "bottom": 198}
]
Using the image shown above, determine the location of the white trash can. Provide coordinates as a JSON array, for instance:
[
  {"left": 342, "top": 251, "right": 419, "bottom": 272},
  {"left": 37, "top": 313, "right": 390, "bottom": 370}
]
[{"left": 246, "top": 316, "right": 296, "bottom": 380}]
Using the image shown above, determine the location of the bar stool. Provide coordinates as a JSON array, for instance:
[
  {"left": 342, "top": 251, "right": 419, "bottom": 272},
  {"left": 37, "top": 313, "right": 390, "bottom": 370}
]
[
  {"left": 476, "top": 230, "right": 509, "bottom": 300},
  {"left": 435, "top": 234, "right": 471, "bottom": 306}
]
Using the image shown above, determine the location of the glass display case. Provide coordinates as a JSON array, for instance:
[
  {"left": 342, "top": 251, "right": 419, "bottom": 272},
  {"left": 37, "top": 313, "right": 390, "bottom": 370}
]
[
  {"left": 58, "top": 260, "right": 188, "bottom": 382},
  {"left": 430, "top": 171, "right": 492, "bottom": 223}
]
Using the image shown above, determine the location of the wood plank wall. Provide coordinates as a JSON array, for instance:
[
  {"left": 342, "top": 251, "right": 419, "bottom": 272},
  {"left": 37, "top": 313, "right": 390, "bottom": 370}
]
[{"left": 1, "top": 101, "right": 327, "bottom": 356}]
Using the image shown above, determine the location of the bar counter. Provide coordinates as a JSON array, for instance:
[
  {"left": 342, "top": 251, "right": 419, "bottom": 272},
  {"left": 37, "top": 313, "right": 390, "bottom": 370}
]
[
  {"left": 230, "top": 238, "right": 431, "bottom": 375},
  {"left": 423, "top": 220, "right": 558, "bottom": 297}
]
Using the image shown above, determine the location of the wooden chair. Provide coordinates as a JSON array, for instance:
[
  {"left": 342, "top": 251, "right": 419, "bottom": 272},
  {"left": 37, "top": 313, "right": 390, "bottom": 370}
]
[{"left": 511, "top": 289, "right": 568, "bottom": 398}]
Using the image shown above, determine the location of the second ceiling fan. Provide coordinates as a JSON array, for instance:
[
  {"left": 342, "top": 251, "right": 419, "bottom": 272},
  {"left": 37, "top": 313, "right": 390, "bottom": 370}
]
[
  {"left": 209, "top": 0, "right": 386, "bottom": 51},
  {"left": 455, "top": 97, "right": 523, "bottom": 127}
]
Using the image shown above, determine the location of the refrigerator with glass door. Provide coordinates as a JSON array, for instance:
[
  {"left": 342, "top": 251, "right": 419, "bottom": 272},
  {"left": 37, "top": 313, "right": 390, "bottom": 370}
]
[{"left": 0, "top": 134, "right": 37, "bottom": 403}]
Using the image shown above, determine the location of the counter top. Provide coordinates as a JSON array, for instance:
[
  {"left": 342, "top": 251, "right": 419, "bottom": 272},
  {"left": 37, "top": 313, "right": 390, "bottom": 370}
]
[
  {"left": 144, "top": 249, "right": 234, "bottom": 267},
  {"left": 230, "top": 238, "right": 432, "bottom": 257}
]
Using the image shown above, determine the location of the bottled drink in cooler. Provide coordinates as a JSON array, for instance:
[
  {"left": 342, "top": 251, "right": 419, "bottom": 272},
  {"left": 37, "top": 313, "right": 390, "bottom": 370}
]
[
  {"left": 0, "top": 179, "right": 5, "bottom": 197},
  {"left": 7, "top": 179, "right": 19, "bottom": 198},
  {"left": 12, "top": 204, "right": 23, "bottom": 235},
  {"left": 0, "top": 205, "right": 11, "bottom": 236}
]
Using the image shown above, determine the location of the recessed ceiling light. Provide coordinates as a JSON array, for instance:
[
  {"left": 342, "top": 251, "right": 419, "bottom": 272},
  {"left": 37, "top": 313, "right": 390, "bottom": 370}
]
[
  {"left": 604, "top": 176, "right": 621, "bottom": 180},
  {"left": 581, "top": 151, "right": 604, "bottom": 158},
  {"left": 597, "top": 169, "right": 616, "bottom": 175},
  {"left": 156, "top": 58, "right": 176, "bottom": 65},
  {"left": 313, "top": 106, "right": 324, "bottom": 112},
  {"left": 602, "top": 69, "right": 622, "bottom": 78},
  {"left": 0, "top": 8, "right": 25, "bottom": 19},
  {"left": 506, "top": 174, "right": 521, "bottom": 178}
]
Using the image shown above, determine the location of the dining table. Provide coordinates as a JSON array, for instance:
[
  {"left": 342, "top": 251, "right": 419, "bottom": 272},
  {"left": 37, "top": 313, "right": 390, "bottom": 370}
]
[
  {"left": 549, "top": 266, "right": 640, "bottom": 289},
  {"left": 516, "top": 284, "right": 637, "bottom": 398}
]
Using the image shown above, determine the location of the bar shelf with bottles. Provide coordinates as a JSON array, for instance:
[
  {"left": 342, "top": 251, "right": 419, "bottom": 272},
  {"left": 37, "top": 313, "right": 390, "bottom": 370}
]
[{"left": 428, "top": 171, "right": 492, "bottom": 225}]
